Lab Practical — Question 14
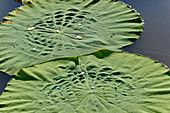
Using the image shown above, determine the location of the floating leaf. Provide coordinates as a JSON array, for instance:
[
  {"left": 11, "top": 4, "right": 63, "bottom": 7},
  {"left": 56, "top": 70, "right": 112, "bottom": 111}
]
[
  {"left": 1, "top": 49, "right": 170, "bottom": 113},
  {"left": 0, "top": 0, "right": 143, "bottom": 75}
]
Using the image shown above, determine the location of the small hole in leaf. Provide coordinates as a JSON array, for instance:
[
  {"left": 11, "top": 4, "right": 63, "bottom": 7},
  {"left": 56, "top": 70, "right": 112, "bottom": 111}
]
[
  {"left": 58, "top": 79, "right": 66, "bottom": 83},
  {"left": 71, "top": 21, "right": 76, "bottom": 24},
  {"left": 115, "top": 79, "right": 125, "bottom": 84},
  {"left": 56, "top": 22, "right": 62, "bottom": 25},
  {"left": 112, "top": 72, "right": 121, "bottom": 75},
  {"left": 89, "top": 18, "right": 97, "bottom": 22},
  {"left": 66, "top": 13, "right": 76, "bottom": 16},
  {"left": 88, "top": 72, "right": 96, "bottom": 78},
  {"left": 99, "top": 73, "right": 107, "bottom": 77},
  {"left": 67, "top": 25, "right": 72, "bottom": 28},
  {"left": 48, "top": 40, "right": 52, "bottom": 43},
  {"left": 63, "top": 23, "right": 68, "bottom": 26},
  {"left": 46, "top": 20, "right": 53, "bottom": 23},
  {"left": 34, "top": 37, "right": 38, "bottom": 40},
  {"left": 43, "top": 43, "right": 47, "bottom": 46},
  {"left": 55, "top": 15, "right": 64, "bottom": 18},
  {"left": 72, "top": 77, "right": 77, "bottom": 81},
  {"left": 87, "top": 65, "right": 98, "bottom": 70},
  {"left": 58, "top": 66, "right": 66, "bottom": 69},
  {"left": 41, "top": 39, "right": 46, "bottom": 42},
  {"left": 61, "top": 98, "right": 65, "bottom": 100},
  {"left": 100, "top": 67, "right": 112, "bottom": 72},
  {"left": 41, "top": 53, "right": 48, "bottom": 56},
  {"left": 121, "top": 76, "right": 132, "bottom": 79},
  {"left": 76, "top": 15, "right": 85, "bottom": 19},
  {"left": 79, "top": 76, "right": 85, "bottom": 81},
  {"left": 48, "top": 45, "right": 54, "bottom": 48},
  {"left": 55, "top": 11, "right": 63, "bottom": 15},
  {"left": 35, "top": 41, "right": 40, "bottom": 44},
  {"left": 65, "top": 17, "right": 73, "bottom": 20},
  {"left": 74, "top": 80, "right": 79, "bottom": 84},
  {"left": 69, "top": 67, "right": 74, "bottom": 70},
  {"left": 105, "top": 78, "right": 113, "bottom": 82},
  {"left": 67, "top": 8, "right": 79, "bottom": 12}
]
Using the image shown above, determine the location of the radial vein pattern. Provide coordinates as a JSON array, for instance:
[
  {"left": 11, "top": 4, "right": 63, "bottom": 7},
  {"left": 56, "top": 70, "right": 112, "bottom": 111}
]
[
  {"left": 1, "top": 49, "right": 170, "bottom": 113},
  {"left": 0, "top": 0, "right": 143, "bottom": 75}
]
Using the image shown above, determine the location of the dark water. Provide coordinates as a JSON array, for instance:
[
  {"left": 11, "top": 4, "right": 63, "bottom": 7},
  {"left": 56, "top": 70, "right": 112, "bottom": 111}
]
[
  {"left": 120, "top": 0, "right": 170, "bottom": 67},
  {"left": 0, "top": 0, "right": 22, "bottom": 21},
  {"left": 0, "top": 72, "right": 14, "bottom": 95},
  {"left": 0, "top": 0, "right": 170, "bottom": 95}
]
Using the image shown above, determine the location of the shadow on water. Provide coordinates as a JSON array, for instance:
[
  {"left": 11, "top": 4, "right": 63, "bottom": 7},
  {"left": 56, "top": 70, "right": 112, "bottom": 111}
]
[{"left": 0, "top": 0, "right": 170, "bottom": 95}]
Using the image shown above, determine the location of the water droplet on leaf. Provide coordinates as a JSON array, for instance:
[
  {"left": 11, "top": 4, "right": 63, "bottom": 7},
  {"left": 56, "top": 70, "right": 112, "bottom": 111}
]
[
  {"left": 56, "top": 30, "right": 60, "bottom": 33},
  {"left": 98, "top": 75, "right": 101, "bottom": 78},
  {"left": 76, "top": 35, "right": 83, "bottom": 39},
  {"left": 70, "top": 75, "right": 74, "bottom": 78},
  {"left": 81, "top": 71, "right": 85, "bottom": 74},
  {"left": 91, "top": 86, "right": 95, "bottom": 89},
  {"left": 27, "top": 27, "right": 35, "bottom": 31},
  {"left": 33, "top": 47, "right": 36, "bottom": 50},
  {"left": 78, "top": 23, "right": 82, "bottom": 26},
  {"left": 56, "top": 30, "right": 62, "bottom": 34},
  {"left": 55, "top": 86, "right": 60, "bottom": 89}
]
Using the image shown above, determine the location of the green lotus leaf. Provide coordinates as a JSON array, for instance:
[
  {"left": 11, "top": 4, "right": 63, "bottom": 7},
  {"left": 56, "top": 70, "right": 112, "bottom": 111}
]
[
  {"left": 1, "top": 49, "right": 170, "bottom": 113},
  {"left": 0, "top": 0, "right": 143, "bottom": 75}
]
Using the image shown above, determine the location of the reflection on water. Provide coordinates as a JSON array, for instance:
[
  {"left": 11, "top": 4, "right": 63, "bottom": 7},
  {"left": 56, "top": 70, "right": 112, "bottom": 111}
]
[
  {"left": 0, "top": 0, "right": 170, "bottom": 95},
  {"left": 120, "top": 0, "right": 170, "bottom": 67}
]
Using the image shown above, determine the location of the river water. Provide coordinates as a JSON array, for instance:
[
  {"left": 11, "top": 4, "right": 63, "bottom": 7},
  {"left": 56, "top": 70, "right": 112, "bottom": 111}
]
[
  {"left": 0, "top": 0, "right": 170, "bottom": 95},
  {"left": 120, "top": 0, "right": 170, "bottom": 67}
]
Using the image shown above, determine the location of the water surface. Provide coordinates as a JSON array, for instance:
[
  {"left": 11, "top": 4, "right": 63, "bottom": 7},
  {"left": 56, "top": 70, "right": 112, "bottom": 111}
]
[
  {"left": 120, "top": 0, "right": 170, "bottom": 67},
  {"left": 0, "top": 0, "right": 21, "bottom": 21}
]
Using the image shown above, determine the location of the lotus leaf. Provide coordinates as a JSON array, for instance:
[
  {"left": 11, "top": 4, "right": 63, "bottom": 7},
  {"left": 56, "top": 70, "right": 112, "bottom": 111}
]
[
  {"left": 0, "top": 0, "right": 143, "bottom": 75},
  {"left": 1, "top": 49, "right": 170, "bottom": 113}
]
